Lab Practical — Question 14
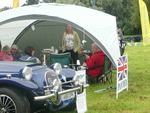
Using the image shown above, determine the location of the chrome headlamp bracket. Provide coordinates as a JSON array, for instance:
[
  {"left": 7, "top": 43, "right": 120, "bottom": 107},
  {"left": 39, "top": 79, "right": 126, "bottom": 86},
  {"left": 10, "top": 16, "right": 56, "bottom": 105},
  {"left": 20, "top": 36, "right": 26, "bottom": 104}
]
[{"left": 51, "top": 63, "right": 62, "bottom": 75}]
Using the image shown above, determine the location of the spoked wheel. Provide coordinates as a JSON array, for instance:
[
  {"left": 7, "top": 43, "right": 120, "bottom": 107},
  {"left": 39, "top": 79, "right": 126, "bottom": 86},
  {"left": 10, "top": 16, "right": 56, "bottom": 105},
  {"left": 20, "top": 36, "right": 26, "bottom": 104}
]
[
  {"left": 0, "top": 87, "right": 30, "bottom": 113},
  {"left": 0, "top": 94, "right": 17, "bottom": 113}
]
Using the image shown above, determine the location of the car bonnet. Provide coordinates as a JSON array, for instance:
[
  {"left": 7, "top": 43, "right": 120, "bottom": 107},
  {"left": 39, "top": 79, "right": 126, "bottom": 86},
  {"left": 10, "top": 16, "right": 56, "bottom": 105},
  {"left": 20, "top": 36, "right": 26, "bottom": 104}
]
[{"left": 0, "top": 61, "right": 40, "bottom": 73}]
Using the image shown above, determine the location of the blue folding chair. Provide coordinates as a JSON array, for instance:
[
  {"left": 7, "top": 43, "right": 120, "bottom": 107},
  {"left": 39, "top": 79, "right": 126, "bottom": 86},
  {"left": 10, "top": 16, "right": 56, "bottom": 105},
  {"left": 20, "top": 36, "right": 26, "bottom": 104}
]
[{"left": 19, "top": 58, "right": 37, "bottom": 63}]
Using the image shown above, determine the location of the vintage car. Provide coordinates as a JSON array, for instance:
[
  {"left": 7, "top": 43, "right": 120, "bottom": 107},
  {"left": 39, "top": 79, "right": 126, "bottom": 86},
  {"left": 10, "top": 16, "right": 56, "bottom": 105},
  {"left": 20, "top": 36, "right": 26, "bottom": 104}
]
[{"left": 0, "top": 61, "right": 88, "bottom": 113}]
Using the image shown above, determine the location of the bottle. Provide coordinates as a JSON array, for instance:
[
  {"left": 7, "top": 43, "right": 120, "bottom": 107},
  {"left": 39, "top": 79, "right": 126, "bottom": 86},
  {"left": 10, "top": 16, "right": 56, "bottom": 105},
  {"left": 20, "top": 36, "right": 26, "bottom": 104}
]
[
  {"left": 77, "top": 60, "right": 80, "bottom": 65},
  {"left": 51, "top": 46, "right": 54, "bottom": 53},
  {"left": 55, "top": 49, "right": 58, "bottom": 54}
]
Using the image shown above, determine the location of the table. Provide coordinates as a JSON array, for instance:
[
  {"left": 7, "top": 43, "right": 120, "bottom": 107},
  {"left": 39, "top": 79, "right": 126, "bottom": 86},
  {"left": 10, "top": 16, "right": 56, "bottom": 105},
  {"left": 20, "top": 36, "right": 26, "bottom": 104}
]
[{"left": 41, "top": 49, "right": 59, "bottom": 65}]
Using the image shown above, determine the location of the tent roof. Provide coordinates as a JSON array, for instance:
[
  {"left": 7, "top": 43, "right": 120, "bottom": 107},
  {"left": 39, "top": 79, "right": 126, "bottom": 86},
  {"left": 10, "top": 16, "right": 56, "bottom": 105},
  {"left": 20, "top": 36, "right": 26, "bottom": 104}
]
[{"left": 0, "top": 3, "right": 120, "bottom": 68}]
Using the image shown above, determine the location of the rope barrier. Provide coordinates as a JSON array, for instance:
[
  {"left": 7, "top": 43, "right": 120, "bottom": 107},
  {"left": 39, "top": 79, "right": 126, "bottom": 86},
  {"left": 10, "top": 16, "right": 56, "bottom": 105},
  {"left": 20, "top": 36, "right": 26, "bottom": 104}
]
[{"left": 126, "top": 43, "right": 143, "bottom": 46}]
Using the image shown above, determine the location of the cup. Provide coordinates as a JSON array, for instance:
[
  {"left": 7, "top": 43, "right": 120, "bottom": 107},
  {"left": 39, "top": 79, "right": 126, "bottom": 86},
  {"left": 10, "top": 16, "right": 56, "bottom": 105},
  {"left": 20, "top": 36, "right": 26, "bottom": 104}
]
[{"left": 77, "top": 60, "right": 80, "bottom": 65}]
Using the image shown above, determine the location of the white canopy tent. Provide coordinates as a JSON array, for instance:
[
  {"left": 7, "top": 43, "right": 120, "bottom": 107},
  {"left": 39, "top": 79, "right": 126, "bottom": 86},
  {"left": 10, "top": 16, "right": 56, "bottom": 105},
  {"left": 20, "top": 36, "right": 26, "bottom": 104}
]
[{"left": 0, "top": 3, "right": 120, "bottom": 68}]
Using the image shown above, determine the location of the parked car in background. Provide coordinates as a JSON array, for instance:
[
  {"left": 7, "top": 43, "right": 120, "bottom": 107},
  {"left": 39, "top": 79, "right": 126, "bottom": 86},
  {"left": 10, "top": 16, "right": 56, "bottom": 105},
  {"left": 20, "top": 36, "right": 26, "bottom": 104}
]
[
  {"left": 0, "top": 61, "right": 88, "bottom": 113},
  {"left": 123, "top": 34, "right": 142, "bottom": 42}
]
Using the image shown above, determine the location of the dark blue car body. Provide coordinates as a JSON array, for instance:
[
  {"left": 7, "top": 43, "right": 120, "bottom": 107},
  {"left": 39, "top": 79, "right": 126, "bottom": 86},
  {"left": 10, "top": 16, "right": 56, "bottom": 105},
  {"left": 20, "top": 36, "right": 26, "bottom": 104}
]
[
  {"left": 123, "top": 34, "right": 142, "bottom": 42},
  {"left": 0, "top": 61, "right": 86, "bottom": 113}
]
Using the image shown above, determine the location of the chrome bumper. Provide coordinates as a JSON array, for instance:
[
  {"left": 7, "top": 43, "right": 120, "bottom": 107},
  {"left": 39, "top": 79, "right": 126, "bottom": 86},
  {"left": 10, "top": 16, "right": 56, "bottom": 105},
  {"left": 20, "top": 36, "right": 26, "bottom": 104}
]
[{"left": 34, "top": 84, "right": 89, "bottom": 101}]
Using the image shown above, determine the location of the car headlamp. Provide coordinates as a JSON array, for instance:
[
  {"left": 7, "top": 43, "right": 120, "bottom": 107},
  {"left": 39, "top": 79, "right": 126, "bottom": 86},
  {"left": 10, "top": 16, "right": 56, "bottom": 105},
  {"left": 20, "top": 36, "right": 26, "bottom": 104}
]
[
  {"left": 53, "top": 63, "right": 62, "bottom": 75},
  {"left": 22, "top": 67, "right": 32, "bottom": 80},
  {"left": 73, "top": 75, "right": 80, "bottom": 86}
]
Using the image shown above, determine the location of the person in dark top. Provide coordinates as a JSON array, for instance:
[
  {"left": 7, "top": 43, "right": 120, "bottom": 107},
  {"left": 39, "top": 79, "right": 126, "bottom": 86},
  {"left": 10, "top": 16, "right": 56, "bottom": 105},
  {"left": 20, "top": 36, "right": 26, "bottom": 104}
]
[
  {"left": 11, "top": 44, "right": 23, "bottom": 61},
  {"left": 20, "top": 46, "right": 41, "bottom": 63},
  {"left": 117, "top": 28, "right": 123, "bottom": 47}
]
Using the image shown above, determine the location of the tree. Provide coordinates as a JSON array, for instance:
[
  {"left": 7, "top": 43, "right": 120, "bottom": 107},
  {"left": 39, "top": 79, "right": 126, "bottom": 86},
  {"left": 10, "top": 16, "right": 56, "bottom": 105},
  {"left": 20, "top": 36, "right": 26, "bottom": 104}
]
[
  {"left": 0, "top": 7, "right": 11, "bottom": 12},
  {"left": 43, "top": 0, "right": 56, "bottom": 2},
  {"left": 145, "top": 0, "right": 150, "bottom": 16},
  {"left": 131, "top": 0, "right": 141, "bottom": 34},
  {"left": 26, "top": 0, "right": 39, "bottom": 5},
  {"left": 131, "top": 0, "right": 150, "bottom": 34},
  {"left": 96, "top": 0, "right": 133, "bottom": 34}
]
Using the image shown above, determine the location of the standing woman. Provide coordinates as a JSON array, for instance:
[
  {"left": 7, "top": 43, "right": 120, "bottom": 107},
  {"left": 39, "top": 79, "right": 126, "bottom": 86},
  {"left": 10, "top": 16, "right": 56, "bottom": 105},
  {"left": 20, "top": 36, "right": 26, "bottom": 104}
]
[{"left": 62, "top": 24, "right": 80, "bottom": 64}]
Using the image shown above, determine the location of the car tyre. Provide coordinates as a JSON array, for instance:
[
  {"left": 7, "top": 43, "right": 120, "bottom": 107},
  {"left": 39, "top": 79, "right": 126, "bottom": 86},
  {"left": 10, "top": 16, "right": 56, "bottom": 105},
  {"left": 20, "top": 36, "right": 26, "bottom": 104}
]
[
  {"left": 0, "top": 87, "right": 30, "bottom": 113},
  {"left": 130, "top": 38, "right": 135, "bottom": 42},
  {"left": 63, "top": 100, "right": 76, "bottom": 111}
]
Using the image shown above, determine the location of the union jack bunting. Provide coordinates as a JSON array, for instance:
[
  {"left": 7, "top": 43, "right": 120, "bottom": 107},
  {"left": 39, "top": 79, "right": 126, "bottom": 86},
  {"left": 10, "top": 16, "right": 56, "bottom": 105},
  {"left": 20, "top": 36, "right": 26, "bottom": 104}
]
[{"left": 117, "top": 56, "right": 128, "bottom": 81}]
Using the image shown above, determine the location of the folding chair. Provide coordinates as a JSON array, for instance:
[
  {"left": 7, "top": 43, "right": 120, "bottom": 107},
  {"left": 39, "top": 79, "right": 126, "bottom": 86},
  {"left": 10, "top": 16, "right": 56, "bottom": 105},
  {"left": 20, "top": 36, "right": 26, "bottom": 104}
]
[
  {"left": 50, "top": 52, "right": 71, "bottom": 67},
  {"left": 97, "top": 55, "right": 112, "bottom": 84},
  {"left": 19, "top": 58, "right": 37, "bottom": 63},
  {"left": 87, "top": 55, "right": 112, "bottom": 84}
]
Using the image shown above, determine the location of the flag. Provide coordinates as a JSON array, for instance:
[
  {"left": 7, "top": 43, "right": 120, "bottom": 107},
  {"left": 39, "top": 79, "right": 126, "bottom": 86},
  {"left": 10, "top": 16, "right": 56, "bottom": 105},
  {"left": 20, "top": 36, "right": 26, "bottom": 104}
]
[
  {"left": 116, "top": 55, "right": 128, "bottom": 99},
  {"left": 139, "top": 0, "right": 150, "bottom": 45},
  {"left": 13, "top": 0, "right": 19, "bottom": 8},
  {"left": 117, "top": 56, "right": 128, "bottom": 81}
]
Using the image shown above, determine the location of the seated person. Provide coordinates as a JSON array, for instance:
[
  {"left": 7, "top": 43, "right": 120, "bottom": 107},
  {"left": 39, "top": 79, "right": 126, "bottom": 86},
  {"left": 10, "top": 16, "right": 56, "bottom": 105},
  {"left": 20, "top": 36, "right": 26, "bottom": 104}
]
[
  {"left": 11, "top": 44, "right": 23, "bottom": 61},
  {"left": 20, "top": 46, "right": 41, "bottom": 63},
  {"left": 82, "top": 43, "right": 105, "bottom": 78},
  {"left": 0, "top": 45, "right": 14, "bottom": 61},
  {"left": 0, "top": 41, "right": 2, "bottom": 52}
]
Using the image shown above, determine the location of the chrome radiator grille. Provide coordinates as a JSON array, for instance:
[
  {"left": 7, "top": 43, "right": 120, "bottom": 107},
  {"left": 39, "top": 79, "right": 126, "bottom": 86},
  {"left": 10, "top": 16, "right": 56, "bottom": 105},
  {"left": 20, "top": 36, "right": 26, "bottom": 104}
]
[{"left": 44, "top": 70, "right": 57, "bottom": 90}]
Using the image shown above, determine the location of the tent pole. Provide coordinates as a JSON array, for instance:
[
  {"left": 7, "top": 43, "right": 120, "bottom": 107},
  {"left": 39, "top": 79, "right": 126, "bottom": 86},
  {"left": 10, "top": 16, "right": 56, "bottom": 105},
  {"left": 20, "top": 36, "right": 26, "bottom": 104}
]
[{"left": 94, "top": 0, "right": 96, "bottom": 9}]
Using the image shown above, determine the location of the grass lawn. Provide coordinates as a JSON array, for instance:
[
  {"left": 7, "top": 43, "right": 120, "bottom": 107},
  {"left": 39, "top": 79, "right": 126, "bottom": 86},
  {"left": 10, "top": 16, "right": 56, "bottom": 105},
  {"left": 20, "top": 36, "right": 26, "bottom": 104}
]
[{"left": 52, "top": 44, "right": 150, "bottom": 113}]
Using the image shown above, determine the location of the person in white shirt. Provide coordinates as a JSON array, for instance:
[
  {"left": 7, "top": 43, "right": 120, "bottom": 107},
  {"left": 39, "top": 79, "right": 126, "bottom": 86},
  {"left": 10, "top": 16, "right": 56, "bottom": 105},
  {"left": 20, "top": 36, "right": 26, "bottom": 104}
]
[{"left": 62, "top": 24, "right": 80, "bottom": 64}]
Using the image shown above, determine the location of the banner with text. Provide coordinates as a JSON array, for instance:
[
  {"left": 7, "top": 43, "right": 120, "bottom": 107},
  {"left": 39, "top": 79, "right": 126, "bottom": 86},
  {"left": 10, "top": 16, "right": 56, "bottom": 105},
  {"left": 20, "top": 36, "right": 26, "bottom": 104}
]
[
  {"left": 76, "top": 70, "right": 87, "bottom": 113},
  {"left": 116, "top": 55, "right": 128, "bottom": 99},
  {"left": 13, "top": 0, "right": 19, "bottom": 8},
  {"left": 139, "top": 0, "right": 150, "bottom": 45}
]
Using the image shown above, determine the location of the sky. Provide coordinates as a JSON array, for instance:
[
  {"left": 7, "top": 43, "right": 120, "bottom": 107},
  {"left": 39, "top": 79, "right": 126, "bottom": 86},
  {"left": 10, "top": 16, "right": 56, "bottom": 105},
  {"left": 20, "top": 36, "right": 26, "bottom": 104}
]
[{"left": 0, "top": 0, "right": 26, "bottom": 8}]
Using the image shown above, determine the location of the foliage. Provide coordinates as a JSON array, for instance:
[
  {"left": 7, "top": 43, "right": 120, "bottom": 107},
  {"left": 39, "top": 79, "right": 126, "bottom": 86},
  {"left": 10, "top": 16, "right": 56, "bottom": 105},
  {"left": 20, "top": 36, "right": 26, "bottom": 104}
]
[
  {"left": 144, "top": 0, "right": 150, "bottom": 16},
  {"left": 96, "top": 0, "right": 133, "bottom": 35},
  {"left": 131, "top": 0, "right": 150, "bottom": 34},
  {"left": 43, "top": 0, "right": 56, "bottom": 3},
  {"left": 26, "top": 0, "right": 39, "bottom": 5},
  {"left": 0, "top": 7, "right": 11, "bottom": 12},
  {"left": 122, "top": 20, "right": 134, "bottom": 35}
]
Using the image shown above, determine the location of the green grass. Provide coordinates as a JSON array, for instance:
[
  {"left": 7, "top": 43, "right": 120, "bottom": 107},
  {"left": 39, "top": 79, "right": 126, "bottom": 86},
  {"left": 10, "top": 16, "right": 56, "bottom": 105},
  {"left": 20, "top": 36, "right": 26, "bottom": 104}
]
[{"left": 54, "top": 45, "right": 150, "bottom": 113}]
